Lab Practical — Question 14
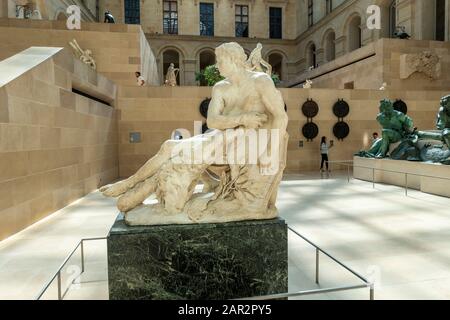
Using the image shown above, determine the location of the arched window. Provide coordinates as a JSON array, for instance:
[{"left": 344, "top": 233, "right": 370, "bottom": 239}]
[
  {"left": 268, "top": 53, "right": 283, "bottom": 80},
  {"left": 163, "top": 49, "right": 180, "bottom": 85},
  {"left": 436, "top": 0, "right": 445, "bottom": 41},
  {"left": 348, "top": 15, "right": 362, "bottom": 52},
  {"left": 325, "top": 31, "right": 336, "bottom": 62},
  {"left": 307, "top": 43, "right": 316, "bottom": 69},
  {"left": 199, "top": 50, "right": 215, "bottom": 86}
]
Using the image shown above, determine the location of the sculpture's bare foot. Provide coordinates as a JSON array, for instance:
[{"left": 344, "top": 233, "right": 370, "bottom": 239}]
[{"left": 101, "top": 181, "right": 132, "bottom": 197}]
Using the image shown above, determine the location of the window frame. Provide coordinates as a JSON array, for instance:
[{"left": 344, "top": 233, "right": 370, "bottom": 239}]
[
  {"left": 163, "top": 0, "right": 178, "bottom": 35},
  {"left": 235, "top": 4, "right": 249, "bottom": 38},
  {"left": 269, "top": 7, "right": 282, "bottom": 39},
  {"left": 124, "top": 0, "right": 140, "bottom": 25},
  {"left": 200, "top": 2, "right": 215, "bottom": 36}
]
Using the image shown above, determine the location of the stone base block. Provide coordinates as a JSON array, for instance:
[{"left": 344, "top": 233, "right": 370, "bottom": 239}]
[
  {"left": 107, "top": 214, "right": 288, "bottom": 300},
  {"left": 354, "top": 156, "right": 450, "bottom": 197}
]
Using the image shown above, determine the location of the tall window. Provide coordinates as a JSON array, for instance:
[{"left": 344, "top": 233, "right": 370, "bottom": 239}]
[
  {"left": 308, "top": 0, "right": 313, "bottom": 27},
  {"left": 124, "top": 0, "right": 140, "bottom": 24},
  {"left": 235, "top": 5, "right": 249, "bottom": 37},
  {"left": 326, "top": 0, "right": 333, "bottom": 14},
  {"left": 163, "top": 0, "right": 178, "bottom": 34},
  {"left": 436, "top": 0, "right": 445, "bottom": 41},
  {"left": 269, "top": 7, "right": 282, "bottom": 39},
  {"left": 200, "top": 3, "right": 214, "bottom": 36}
]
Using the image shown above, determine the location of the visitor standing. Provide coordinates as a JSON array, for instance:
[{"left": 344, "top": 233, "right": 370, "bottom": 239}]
[
  {"left": 135, "top": 72, "right": 145, "bottom": 86},
  {"left": 320, "top": 136, "right": 333, "bottom": 172}
]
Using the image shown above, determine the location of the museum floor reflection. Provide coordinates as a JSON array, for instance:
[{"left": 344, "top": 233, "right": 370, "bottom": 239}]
[{"left": 1, "top": 172, "right": 450, "bottom": 300}]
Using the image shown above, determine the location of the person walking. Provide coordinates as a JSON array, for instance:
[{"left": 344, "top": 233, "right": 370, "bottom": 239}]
[{"left": 320, "top": 136, "right": 333, "bottom": 172}]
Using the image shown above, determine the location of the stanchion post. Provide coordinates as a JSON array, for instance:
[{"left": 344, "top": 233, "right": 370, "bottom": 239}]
[
  {"left": 372, "top": 168, "right": 375, "bottom": 189},
  {"left": 81, "top": 241, "right": 85, "bottom": 273},
  {"left": 57, "top": 272, "right": 62, "bottom": 300},
  {"left": 405, "top": 173, "right": 408, "bottom": 196},
  {"left": 315, "top": 248, "right": 320, "bottom": 284}
]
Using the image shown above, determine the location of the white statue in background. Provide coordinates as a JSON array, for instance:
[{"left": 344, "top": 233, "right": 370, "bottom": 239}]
[
  {"left": 379, "top": 82, "right": 387, "bottom": 90},
  {"left": 69, "top": 39, "right": 97, "bottom": 70},
  {"left": 165, "top": 63, "right": 179, "bottom": 86},
  {"left": 246, "top": 43, "right": 272, "bottom": 76},
  {"left": 303, "top": 79, "right": 313, "bottom": 89},
  {"left": 100, "top": 42, "right": 289, "bottom": 226}
]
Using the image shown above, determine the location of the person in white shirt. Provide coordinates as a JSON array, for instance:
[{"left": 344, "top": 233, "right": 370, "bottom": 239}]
[
  {"left": 320, "top": 136, "right": 333, "bottom": 172},
  {"left": 135, "top": 71, "right": 145, "bottom": 86}
]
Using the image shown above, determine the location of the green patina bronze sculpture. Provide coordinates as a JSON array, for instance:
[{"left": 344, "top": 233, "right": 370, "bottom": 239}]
[
  {"left": 357, "top": 96, "right": 450, "bottom": 165},
  {"left": 356, "top": 99, "right": 415, "bottom": 158}
]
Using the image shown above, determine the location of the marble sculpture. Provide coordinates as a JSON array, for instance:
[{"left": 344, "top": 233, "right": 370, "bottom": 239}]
[
  {"left": 101, "top": 42, "right": 289, "bottom": 225},
  {"left": 165, "top": 63, "right": 179, "bottom": 86},
  {"left": 69, "top": 39, "right": 97, "bottom": 70}
]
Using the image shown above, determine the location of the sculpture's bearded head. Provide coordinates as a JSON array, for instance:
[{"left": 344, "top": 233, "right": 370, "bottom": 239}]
[
  {"left": 440, "top": 95, "right": 450, "bottom": 113},
  {"left": 380, "top": 99, "right": 394, "bottom": 114},
  {"left": 215, "top": 42, "right": 247, "bottom": 78}
]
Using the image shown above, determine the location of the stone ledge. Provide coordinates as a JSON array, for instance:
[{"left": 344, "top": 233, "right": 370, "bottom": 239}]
[{"left": 354, "top": 156, "right": 450, "bottom": 198}]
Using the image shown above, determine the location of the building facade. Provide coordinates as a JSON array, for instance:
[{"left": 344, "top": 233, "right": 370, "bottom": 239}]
[
  {"left": 4, "top": 0, "right": 450, "bottom": 88},
  {"left": 1, "top": 0, "right": 99, "bottom": 21},
  {"left": 100, "top": 0, "right": 450, "bottom": 87}
]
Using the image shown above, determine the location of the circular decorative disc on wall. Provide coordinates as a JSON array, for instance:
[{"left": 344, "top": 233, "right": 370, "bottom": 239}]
[
  {"left": 301, "top": 99, "right": 319, "bottom": 118},
  {"left": 333, "top": 121, "right": 350, "bottom": 140},
  {"left": 333, "top": 99, "right": 350, "bottom": 118},
  {"left": 199, "top": 98, "right": 211, "bottom": 118},
  {"left": 302, "top": 122, "right": 319, "bottom": 140},
  {"left": 393, "top": 99, "right": 408, "bottom": 114}
]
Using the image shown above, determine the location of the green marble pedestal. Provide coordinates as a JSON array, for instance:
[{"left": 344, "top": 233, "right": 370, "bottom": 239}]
[{"left": 107, "top": 214, "right": 288, "bottom": 300}]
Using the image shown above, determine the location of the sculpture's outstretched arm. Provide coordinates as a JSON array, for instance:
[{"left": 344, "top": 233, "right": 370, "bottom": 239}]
[
  {"left": 69, "top": 41, "right": 82, "bottom": 58},
  {"left": 72, "top": 39, "right": 84, "bottom": 54}
]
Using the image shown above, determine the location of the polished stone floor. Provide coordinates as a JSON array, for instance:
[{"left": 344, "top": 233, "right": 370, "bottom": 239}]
[{"left": 0, "top": 172, "right": 449, "bottom": 300}]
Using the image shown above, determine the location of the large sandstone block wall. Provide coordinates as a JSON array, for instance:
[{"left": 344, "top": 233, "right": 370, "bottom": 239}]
[
  {"left": 0, "top": 18, "right": 158, "bottom": 86},
  {"left": 0, "top": 48, "right": 119, "bottom": 240},
  {"left": 117, "top": 86, "right": 445, "bottom": 176},
  {"left": 289, "top": 39, "right": 450, "bottom": 91}
]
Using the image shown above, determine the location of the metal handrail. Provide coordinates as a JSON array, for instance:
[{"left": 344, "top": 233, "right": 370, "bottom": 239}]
[
  {"left": 35, "top": 237, "right": 106, "bottom": 300},
  {"left": 329, "top": 160, "right": 450, "bottom": 182},
  {"left": 239, "top": 226, "right": 374, "bottom": 300},
  {"left": 37, "top": 228, "right": 374, "bottom": 301},
  {"left": 288, "top": 227, "right": 370, "bottom": 284}
]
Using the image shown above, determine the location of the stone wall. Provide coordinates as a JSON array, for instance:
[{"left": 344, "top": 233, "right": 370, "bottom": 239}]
[
  {"left": 0, "top": 47, "right": 119, "bottom": 240},
  {"left": 116, "top": 86, "right": 445, "bottom": 176},
  {"left": 0, "top": 18, "right": 159, "bottom": 86},
  {"left": 288, "top": 38, "right": 450, "bottom": 91}
]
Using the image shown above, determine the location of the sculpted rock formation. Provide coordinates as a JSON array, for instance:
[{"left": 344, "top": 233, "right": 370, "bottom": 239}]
[
  {"left": 69, "top": 39, "right": 97, "bottom": 70},
  {"left": 101, "top": 42, "right": 289, "bottom": 225},
  {"left": 400, "top": 51, "right": 440, "bottom": 80}
]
